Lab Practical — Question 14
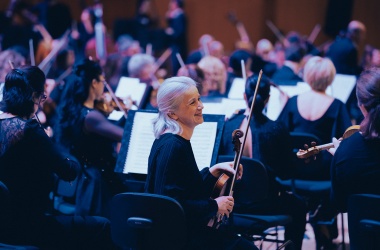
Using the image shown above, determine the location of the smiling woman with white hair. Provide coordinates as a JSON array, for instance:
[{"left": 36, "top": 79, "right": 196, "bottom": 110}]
[{"left": 145, "top": 76, "right": 257, "bottom": 249}]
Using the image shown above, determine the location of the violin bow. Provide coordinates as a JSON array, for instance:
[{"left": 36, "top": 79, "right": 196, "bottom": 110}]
[
  {"left": 29, "top": 39, "right": 35, "bottom": 66},
  {"left": 228, "top": 70, "right": 263, "bottom": 196},
  {"left": 103, "top": 81, "right": 128, "bottom": 118}
]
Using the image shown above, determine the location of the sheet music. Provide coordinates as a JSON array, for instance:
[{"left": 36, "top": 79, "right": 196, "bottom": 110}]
[
  {"left": 115, "top": 77, "right": 147, "bottom": 106},
  {"left": 266, "top": 74, "right": 356, "bottom": 120},
  {"left": 0, "top": 82, "right": 4, "bottom": 102},
  {"left": 202, "top": 98, "right": 247, "bottom": 118},
  {"left": 191, "top": 122, "right": 217, "bottom": 170},
  {"left": 123, "top": 112, "right": 219, "bottom": 174},
  {"left": 228, "top": 78, "right": 245, "bottom": 99},
  {"left": 123, "top": 112, "right": 157, "bottom": 174}
]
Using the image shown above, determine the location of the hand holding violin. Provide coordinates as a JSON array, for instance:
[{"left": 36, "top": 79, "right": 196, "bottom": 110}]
[
  {"left": 327, "top": 137, "right": 341, "bottom": 156},
  {"left": 210, "top": 162, "right": 243, "bottom": 180},
  {"left": 215, "top": 196, "right": 234, "bottom": 220}
]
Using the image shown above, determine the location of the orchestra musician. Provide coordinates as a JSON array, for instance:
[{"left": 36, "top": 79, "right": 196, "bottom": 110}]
[
  {"left": 219, "top": 75, "right": 307, "bottom": 250},
  {"left": 145, "top": 76, "right": 257, "bottom": 249},
  {"left": 329, "top": 67, "right": 380, "bottom": 212},
  {"left": 54, "top": 58, "right": 125, "bottom": 218},
  {"left": 0, "top": 66, "right": 115, "bottom": 249}
]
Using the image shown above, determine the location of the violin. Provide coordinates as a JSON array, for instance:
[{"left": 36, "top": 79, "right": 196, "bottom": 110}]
[
  {"left": 296, "top": 125, "right": 360, "bottom": 159},
  {"left": 95, "top": 92, "right": 133, "bottom": 117},
  {"left": 208, "top": 70, "right": 264, "bottom": 229}
]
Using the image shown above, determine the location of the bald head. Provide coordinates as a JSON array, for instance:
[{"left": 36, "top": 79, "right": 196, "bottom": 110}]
[{"left": 348, "top": 20, "right": 366, "bottom": 44}]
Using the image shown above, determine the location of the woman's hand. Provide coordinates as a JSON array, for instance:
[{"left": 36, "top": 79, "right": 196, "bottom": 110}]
[
  {"left": 210, "top": 162, "right": 243, "bottom": 180},
  {"left": 328, "top": 137, "right": 341, "bottom": 155},
  {"left": 215, "top": 196, "right": 234, "bottom": 220}
]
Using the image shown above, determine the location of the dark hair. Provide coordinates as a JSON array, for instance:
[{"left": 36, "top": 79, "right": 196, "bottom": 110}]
[
  {"left": 0, "top": 66, "right": 45, "bottom": 118},
  {"left": 245, "top": 74, "right": 270, "bottom": 115},
  {"left": 357, "top": 67, "right": 380, "bottom": 139},
  {"left": 55, "top": 59, "right": 102, "bottom": 145},
  {"left": 285, "top": 44, "right": 306, "bottom": 63},
  {"left": 229, "top": 49, "right": 252, "bottom": 75}
]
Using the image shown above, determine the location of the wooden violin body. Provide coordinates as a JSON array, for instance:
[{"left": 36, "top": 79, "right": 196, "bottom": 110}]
[{"left": 296, "top": 125, "right": 360, "bottom": 159}]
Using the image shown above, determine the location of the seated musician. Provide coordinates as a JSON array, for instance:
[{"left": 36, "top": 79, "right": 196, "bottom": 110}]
[
  {"left": 329, "top": 67, "right": 380, "bottom": 212},
  {"left": 0, "top": 66, "right": 115, "bottom": 249},
  {"left": 145, "top": 76, "right": 257, "bottom": 249},
  {"left": 219, "top": 75, "right": 307, "bottom": 250},
  {"left": 54, "top": 59, "right": 125, "bottom": 218},
  {"left": 277, "top": 56, "right": 352, "bottom": 249},
  {"left": 198, "top": 55, "right": 228, "bottom": 97}
]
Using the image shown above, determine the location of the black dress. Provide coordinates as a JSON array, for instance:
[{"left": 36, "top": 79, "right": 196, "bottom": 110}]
[
  {"left": 331, "top": 132, "right": 380, "bottom": 212},
  {"left": 0, "top": 117, "right": 112, "bottom": 249},
  {"left": 145, "top": 133, "right": 257, "bottom": 250},
  {"left": 278, "top": 96, "right": 351, "bottom": 180}
]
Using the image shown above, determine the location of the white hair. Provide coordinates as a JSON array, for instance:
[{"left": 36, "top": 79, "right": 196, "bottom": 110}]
[
  {"left": 128, "top": 53, "right": 154, "bottom": 77},
  {"left": 153, "top": 76, "right": 197, "bottom": 138}
]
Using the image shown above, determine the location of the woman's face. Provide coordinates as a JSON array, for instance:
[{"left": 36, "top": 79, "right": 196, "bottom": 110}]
[
  {"left": 172, "top": 85, "right": 204, "bottom": 131},
  {"left": 94, "top": 75, "right": 105, "bottom": 100}
]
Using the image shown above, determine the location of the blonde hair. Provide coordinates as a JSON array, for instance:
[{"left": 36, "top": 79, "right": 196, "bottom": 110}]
[
  {"left": 198, "top": 56, "right": 227, "bottom": 94},
  {"left": 153, "top": 76, "right": 197, "bottom": 138},
  {"left": 304, "top": 56, "right": 336, "bottom": 92}
]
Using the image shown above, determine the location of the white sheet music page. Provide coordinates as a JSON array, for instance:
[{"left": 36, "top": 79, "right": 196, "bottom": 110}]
[
  {"left": 115, "top": 77, "right": 147, "bottom": 106},
  {"left": 191, "top": 122, "right": 217, "bottom": 170},
  {"left": 123, "top": 112, "right": 157, "bottom": 174},
  {"left": 228, "top": 78, "right": 245, "bottom": 99}
]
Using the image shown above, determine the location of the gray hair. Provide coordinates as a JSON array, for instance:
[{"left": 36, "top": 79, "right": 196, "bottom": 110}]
[
  {"left": 128, "top": 53, "right": 154, "bottom": 77},
  {"left": 153, "top": 76, "right": 197, "bottom": 138}
]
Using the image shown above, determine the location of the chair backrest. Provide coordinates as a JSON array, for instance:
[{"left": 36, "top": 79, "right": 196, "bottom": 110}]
[
  {"left": 348, "top": 194, "right": 380, "bottom": 250},
  {"left": 217, "top": 155, "right": 268, "bottom": 205},
  {"left": 111, "top": 192, "right": 187, "bottom": 250},
  {"left": 289, "top": 132, "right": 326, "bottom": 180}
]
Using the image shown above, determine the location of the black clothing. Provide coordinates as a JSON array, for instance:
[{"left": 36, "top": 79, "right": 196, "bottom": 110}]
[
  {"left": 331, "top": 132, "right": 380, "bottom": 212},
  {"left": 166, "top": 10, "right": 187, "bottom": 75},
  {"left": 186, "top": 49, "right": 204, "bottom": 64},
  {"left": 145, "top": 133, "right": 257, "bottom": 249},
  {"left": 69, "top": 107, "right": 123, "bottom": 217},
  {"left": 278, "top": 96, "right": 351, "bottom": 144},
  {"left": 271, "top": 65, "right": 303, "bottom": 86},
  {"left": 219, "top": 110, "right": 306, "bottom": 250},
  {"left": 220, "top": 110, "right": 294, "bottom": 195},
  {"left": 325, "top": 36, "right": 361, "bottom": 75},
  {"left": 278, "top": 96, "right": 351, "bottom": 180},
  {"left": 0, "top": 117, "right": 113, "bottom": 249}
]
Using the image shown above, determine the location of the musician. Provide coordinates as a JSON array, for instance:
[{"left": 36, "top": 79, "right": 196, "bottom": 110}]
[
  {"left": 0, "top": 49, "right": 26, "bottom": 83},
  {"left": 278, "top": 56, "right": 351, "bottom": 179},
  {"left": 165, "top": 0, "right": 187, "bottom": 75},
  {"left": 0, "top": 66, "right": 114, "bottom": 249},
  {"left": 325, "top": 20, "right": 366, "bottom": 76},
  {"left": 145, "top": 76, "right": 257, "bottom": 249},
  {"left": 54, "top": 59, "right": 124, "bottom": 217},
  {"left": 271, "top": 43, "right": 305, "bottom": 86},
  {"left": 219, "top": 75, "right": 307, "bottom": 250},
  {"left": 226, "top": 49, "right": 253, "bottom": 96},
  {"left": 278, "top": 56, "right": 351, "bottom": 249},
  {"left": 198, "top": 55, "right": 227, "bottom": 97},
  {"left": 186, "top": 34, "right": 214, "bottom": 64},
  {"left": 329, "top": 67, "right": 380, "bottom": 212}
]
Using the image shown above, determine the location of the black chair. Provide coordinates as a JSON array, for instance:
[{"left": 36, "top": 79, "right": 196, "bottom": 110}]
[
  {"left": 348, "top": 194, "right": 380, "bottom": 250},
  {"left": 110, "top": 192, "right": 187, "bottom": 250},
  {"left": 50, "top": 177, "right": 78, "bottom": 215},
  {"left": 217, "top": 155, "right": 292, "bottom": 249},
  {"left": 277, "top": 132, "right": 344, "bottom": 249},
  {"left": 0, "top": 181, "right": 39, "bottom": 250}
]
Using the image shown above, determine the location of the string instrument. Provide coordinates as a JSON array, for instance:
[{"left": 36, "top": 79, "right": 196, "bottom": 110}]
[
  {"left": 227, "top": 12, "right": 254, "bottom": 51},
  {"left": 208, "top": 70, "right": 263, "bottom": 228},
  {"left": 265, "top": 20, "right": 289, "bottom": 48},
  {"left": 95, "top": 92, "right": 133, "bottom": 118},
  {"left": 296, "top": 125, "right": 360, "bottom": 159}
]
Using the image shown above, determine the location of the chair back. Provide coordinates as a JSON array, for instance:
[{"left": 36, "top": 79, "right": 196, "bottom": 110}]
[
  {"left": 289, "top": 132, "right": 326, "bottom": 180},
  {"left": 111, "top": 192, "right": 187, "bottom": 250},
  {"left": 348, "top": 194, "right": 380, "bottom": 250},
  {"left": 217, "top": 155, "right": 268, "bottom": 205}
]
